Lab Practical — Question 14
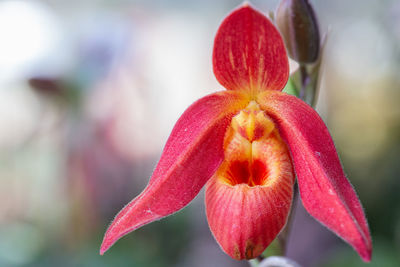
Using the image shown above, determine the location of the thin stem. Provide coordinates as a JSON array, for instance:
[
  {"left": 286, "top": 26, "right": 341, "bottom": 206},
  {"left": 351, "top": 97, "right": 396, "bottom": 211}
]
[
  {"left": 298, "top": 64, "right": 308, "bottom": 101},
  {"left": 299, "top": 62, "right": 320, "bottom": 106},
  {"left": 278, "top": 182, "right": 299, "bottom": 254}
]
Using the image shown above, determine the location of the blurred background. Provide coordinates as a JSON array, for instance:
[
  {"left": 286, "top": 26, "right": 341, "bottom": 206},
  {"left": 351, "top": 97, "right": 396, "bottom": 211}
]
[{"left": 0, "top": 0, "right": 399, "bottom": 266}]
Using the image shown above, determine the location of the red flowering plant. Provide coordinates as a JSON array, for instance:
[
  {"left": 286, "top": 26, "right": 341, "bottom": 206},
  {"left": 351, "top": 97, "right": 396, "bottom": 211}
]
[{"left": 100, "top": 4, "right": 372, "bottom": 262}]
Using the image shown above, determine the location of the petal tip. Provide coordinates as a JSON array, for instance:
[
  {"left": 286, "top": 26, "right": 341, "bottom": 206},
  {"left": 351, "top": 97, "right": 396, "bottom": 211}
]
[
  {"left": 362, "top": 252, "right": 372, "bottom": 263},
  {"left": 359, "top": 244, "right": 372, "bottom": 262},
  {"left": 99, "top": 233, "right": 114, "bottom": 255},
  {"left": 100, "top": 222, "right": 131, "bottom": 256},
  {"left": 239, "top": 1, "right": 259, "bottom": 10},
  {"left": 240, "top": 1, "right": 254, "bottom": 10}
]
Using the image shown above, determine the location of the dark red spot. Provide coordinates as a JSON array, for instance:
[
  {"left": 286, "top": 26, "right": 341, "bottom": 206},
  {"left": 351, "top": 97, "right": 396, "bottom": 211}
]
[
  {"left": 251, "top": 160, "right": 268, "bottom": 185},
  {"left": 225, "top": 159, "right": 268, "bottom": 186},
  {"left": 227, "top": 161, "right": 250, "bottom": 185}
]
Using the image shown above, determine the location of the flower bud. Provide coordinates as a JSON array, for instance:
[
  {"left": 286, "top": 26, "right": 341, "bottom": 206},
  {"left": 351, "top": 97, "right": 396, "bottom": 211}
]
[{"left": 276, "top": 0, "right": 320, "bottom": 63}]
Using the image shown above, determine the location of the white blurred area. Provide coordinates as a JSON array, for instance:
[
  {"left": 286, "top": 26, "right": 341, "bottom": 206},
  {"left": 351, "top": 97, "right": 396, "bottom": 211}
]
[
  {"left": 0, "top": 1, "right": 64, "bottom": 80},
  {"left": 0, "top": 1, "right": 61, "bottom": 150},
  {"left": 0, "top": 0, "right": 399, "bottom": 266}
]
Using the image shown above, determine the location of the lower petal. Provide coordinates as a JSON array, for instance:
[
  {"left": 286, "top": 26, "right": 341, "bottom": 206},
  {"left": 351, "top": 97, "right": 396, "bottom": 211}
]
[
  {"left": 205, "top": 104, "right": 294, "bottom": 260},
  {"left": 205, "top": 172, "right": 293, "bottom": 260}
]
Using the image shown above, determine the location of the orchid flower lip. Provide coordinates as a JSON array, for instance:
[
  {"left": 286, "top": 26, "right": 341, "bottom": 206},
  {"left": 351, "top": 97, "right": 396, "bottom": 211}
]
[{"left": 205, "top": 98, "right": 294, "bottom": 260}]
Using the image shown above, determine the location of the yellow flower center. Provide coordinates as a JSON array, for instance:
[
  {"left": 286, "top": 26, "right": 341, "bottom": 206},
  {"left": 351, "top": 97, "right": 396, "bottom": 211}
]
[{"left": 217, "top": 101, "right": 291, "bottom": 187}]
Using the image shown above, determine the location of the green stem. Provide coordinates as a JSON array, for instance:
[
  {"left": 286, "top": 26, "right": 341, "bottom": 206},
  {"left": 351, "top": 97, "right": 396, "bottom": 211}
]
[
  {"left": 277, "top": 182, "right": 298, "bottom": 254},
  {"left": 299, "top": 64, "right": 307, "bottom": 99}
]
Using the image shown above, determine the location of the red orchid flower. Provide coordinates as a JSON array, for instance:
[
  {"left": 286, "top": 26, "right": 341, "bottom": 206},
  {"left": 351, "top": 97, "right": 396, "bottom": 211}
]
[{"left": 100, "top": 4, "right": 372, "bottom": 261}]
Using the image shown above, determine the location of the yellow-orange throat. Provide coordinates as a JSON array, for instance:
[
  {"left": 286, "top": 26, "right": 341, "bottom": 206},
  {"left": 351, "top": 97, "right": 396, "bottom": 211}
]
[{"left": 218, "top": 101, "right": 292, "bottom": 187}]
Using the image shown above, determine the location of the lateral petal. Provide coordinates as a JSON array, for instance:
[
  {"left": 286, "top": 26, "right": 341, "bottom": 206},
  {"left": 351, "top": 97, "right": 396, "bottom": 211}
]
[
  {"left": 213, "top": 4, "right": 289, "bottom": 93},
  {"left": 100, "top": 91, "right": 249, "bottom": 254},
  {"left": 258, "top": 91, "right": 372, "bottom": 262}
]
